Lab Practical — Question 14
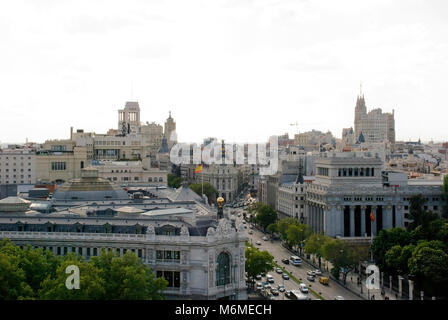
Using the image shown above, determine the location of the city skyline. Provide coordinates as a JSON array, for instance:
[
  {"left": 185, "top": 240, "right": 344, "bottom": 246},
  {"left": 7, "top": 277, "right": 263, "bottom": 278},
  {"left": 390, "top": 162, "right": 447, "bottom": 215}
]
[{"left": 1, "top": 0, "right": 448, "bottom": 144}]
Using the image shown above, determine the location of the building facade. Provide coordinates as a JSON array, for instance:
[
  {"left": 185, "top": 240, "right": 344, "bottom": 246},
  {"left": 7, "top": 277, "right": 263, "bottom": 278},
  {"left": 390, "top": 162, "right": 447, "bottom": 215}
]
[{"left": 0, "top": 148, "right": 36, "bottom": 185}]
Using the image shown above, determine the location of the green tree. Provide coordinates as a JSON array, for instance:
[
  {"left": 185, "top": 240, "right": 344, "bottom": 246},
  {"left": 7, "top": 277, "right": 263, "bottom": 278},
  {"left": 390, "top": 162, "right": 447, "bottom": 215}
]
[
  {"left": 189, "top": 182, "right": 217, "bottom": 203},
  {"left": 245, "top": 246, "right": 275, "bottom": 286},
  {"left": 255, "top": 204, "right": 278, "bottom": 230},
  {"left": 286, "top": 224, "right": 312, "bottom": 256},
  {"left": 408, "top": 194, "right": 439, "bottom": 231},
  {"left": 371, "top": 227, "right": 412, "bottom": 271},
  {"left": 0, "top": 252, "right": 33, "bottom": 299},
  {"left": 408, "top": 242, "right": 448, "bottom": 296},
  {"left": 247, "top": 202, "right": 263, "bottom": 214},
  {"left": 266, "top": 223, "right": 278, "bottom": 237},
  {"left": 167, "top": 174, "right": 183, "bottom": 189},
  {"left": 322, "top": 239, "right": 366, "bottom": 284},
  {"left": 39, "top": 255, "right": 106, "bottom": 300},
  {"left": 304, "top": 233, "right": 331, "bottom": 268},
  {"left": 91, "top": 250, "right": 167, "bottom": 300},
  {"left": 277, "top": 218, "right": 300, "bottom": 241}
]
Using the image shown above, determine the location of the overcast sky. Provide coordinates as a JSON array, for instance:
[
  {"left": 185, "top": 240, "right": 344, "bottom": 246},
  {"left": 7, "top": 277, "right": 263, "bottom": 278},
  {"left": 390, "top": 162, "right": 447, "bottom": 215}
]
[{"left": 1, "top": 0, "right": 447, "bottom": 145}]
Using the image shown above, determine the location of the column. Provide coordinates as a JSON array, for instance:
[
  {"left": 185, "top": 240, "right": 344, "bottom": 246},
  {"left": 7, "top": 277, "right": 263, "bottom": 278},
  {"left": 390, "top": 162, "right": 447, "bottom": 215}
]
[
  {"left": 372, "top": 206, "right": 378, "bottom": 236},
  {"left": 398, "top": 276, "right": 403, "bottom": 298},
  {"left": 408, "top": 280, "right": 414, "bottom": 300},
  {"left": 340, "top": 206, "right": 345, "bottom": 237},
  {"left": 396, "top": 206, "right": 404, "bottom": 228},
  {"left": 361, "top": 206, "right": 366, "bottom": 237},
  {"left": 350, "top": 206, "right": 355, "bottom": 237},
  {"left": 389, "top": 275, "right": 392, "bottom": 291},
  {"left": 384, "top": 205, "right": 393, "bottom": 230}
]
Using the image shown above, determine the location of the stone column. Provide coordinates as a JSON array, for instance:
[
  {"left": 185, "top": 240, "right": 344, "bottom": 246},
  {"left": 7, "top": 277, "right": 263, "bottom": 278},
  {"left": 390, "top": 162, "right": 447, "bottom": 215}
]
[
  {"left": 398, "top": 276, "right": 403, "bottom": 298},
  {"left": 408, "top": 279, "right": 414, "bottom": 300},
  {"left": 350, "top": 206, "right": 355, "bottom": 237},
  {"left": 396, "top": 206, "right": 404, "bottom": 228},
  {"left": 340, "top": 206, "right": 345, "bottom": 237},
  {"left": 420, "top": 291, "right": 424, "bottom": 300},
  {"left": 372, "top": 206, "right": 378, "bottom": 236},
  {"left": 361, "top": 206, "right": 366, "bottom": 237},
  {"left": 389, "top": 275, "right": 392, "bottom": 291},
  {"left": 384, "top": 205, "right": 393, "bottom": 230}
]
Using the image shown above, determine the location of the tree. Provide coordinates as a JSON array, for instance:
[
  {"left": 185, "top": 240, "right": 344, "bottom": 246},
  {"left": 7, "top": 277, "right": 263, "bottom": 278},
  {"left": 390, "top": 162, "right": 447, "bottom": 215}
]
[
  {"left": 408, "top": 242, "right": 448, "bottom": 296},
  {"left": 286, "top": 224, "right": 312, "bottom": 256},
  {"left": 277, "top": 218, "right": 299, "bottom": 241},
  {"left": 167, "top": 174, "right": 183, "bottom": 189},
  {"left": 39, "top": 255, "right": 106, "bottom": 300},
  {"left": 442, "top": 175, "right": 448, "bottom": 219},
  {"left": 189, "top": 182, "right": 217, "bottom": 203},
  {"left": 371, "top": 227, "right": 412, "bottom": 271},
  {"left": 322, "top": 239, "right": 367, "bottom": 285},
  {"left": 255, "top": 204, "right": 278, "bottom": 230},
  {"left": 304, "top": 233, "right": 331, "bottom": 267},
  {"left": 245, "top": 246, "right": 275, "bottom": 286},
  {"left": 0, "top": 252, "right": 33, "bottom": 300},
  {"left": 91, "top": 249, "right": 167, "bottom": 300},
  {"left": 408, "top": 194, "right": 439, "bottom": 231},
  {"left": 266, "top": 223, "right": 278, "bottom": 237},
  {"left": 247, "top": 202, "right": 263, "bottom": 214}
]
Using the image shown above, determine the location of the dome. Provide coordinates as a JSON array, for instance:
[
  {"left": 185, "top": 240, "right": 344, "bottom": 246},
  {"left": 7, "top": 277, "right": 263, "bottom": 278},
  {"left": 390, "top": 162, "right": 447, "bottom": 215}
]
[{"left": 52, "top": 168, "right": 129, "bottom": 201}]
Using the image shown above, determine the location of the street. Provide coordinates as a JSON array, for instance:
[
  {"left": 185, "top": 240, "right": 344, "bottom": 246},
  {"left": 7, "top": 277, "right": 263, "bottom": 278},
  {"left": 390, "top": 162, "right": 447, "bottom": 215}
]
[{"left": 230, "top": 207, "right": 362, "bottom": 300}]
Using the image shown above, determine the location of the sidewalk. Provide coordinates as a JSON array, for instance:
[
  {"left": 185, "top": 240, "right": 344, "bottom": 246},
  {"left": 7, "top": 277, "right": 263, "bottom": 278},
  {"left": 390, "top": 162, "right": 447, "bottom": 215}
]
[{"left": 281, "top": 243, "right": 401, "bottom": 301}]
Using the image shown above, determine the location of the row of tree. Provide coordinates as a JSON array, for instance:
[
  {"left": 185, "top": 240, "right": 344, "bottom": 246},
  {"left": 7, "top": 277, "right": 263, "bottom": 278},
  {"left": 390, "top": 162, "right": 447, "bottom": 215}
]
[
  {"left": 247, "top": 203, "right": 369, "bottom": 284},
  {"left": 0, "top": 239, "right": 167, "bottom": 300},
  {"left": 371, "top": 194, "right": 448, "bottom": 297}
]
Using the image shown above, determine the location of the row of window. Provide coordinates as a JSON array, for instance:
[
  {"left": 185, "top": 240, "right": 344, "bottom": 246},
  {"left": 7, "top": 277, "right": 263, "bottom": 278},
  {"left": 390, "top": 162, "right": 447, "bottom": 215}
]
[
  {"left": 106, "top": 176, "right": 164, "bottom": 182},
  {"left": 0, "top": 180, "right": 33, "bottom": 184},
  {"left": 156, "top": 250, "right": 180, "bottom": 261},
  {"left": 0, "top": 162, "right": 32, "bottom": 166},
  {"left": 19, "top": 245, "right": 143, "bottom": 259},
  {"left": 51, "top": 162, "right": 66, "bottom": 171},
  {"left": 403, "top": 197, "right": 439, "bottom": 202},
  {"left": 0, "top": 168, "right": 32, "bottom": 172},
  {"left": 0, "top": 156, "right": 32, "bottom": 160},
  {"left": 338, "top": 167, "right": 376, "bottom": 177}
]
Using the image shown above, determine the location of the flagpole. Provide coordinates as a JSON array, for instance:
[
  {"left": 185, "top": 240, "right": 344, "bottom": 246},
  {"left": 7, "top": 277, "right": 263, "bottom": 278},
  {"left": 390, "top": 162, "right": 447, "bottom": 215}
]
[
  {"left": 202, "top": 167, "right": 204, "bottom": 197},
  {"left": 370, "top": 216, "right": 373, "bottom": 261}
]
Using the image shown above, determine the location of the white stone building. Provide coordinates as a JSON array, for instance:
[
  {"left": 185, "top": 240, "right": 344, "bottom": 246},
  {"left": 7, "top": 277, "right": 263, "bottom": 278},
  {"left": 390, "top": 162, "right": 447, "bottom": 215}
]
[{"left": 0, "top": 148, "right": 36, "bottom": 185}]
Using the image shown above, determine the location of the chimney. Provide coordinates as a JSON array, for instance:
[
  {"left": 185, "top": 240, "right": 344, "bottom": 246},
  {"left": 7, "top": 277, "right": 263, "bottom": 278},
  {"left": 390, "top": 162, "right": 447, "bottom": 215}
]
[{"left": 70, "top": 127, "right": 73, "bottom": 140}]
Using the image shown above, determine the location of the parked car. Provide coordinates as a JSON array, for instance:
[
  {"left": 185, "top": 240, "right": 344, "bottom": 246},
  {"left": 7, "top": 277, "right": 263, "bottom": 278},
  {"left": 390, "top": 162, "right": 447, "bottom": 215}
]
[
  {"left": 334, "top": 296, "right": 345, "bottom": 300},
  {"left": 299, "top": 283, "right": 309, "bottom": 294},
  {"left": 248, "top": 230, "right": 253, "bottom": 235},
  {"left": 307, "top": 275, "right": 315, "bottom": 282},
  {"left": 266, "top": 274, "right": 275, "bottom": 283},
  {"left": 275, "top": 267, "right": 283, "bottom": 274},
  {"left": 270, "top": 288, "right": 279, "bottom": 296},
  {"left": 256, "top": 240, "right": 261, "bottom": 245},
  {"left": 256, "top": 274, "right": 262, "bottom": 280},
  {"left": 262, "top": 236, "right": 268, "bottom": 241},
  {"left": 277, "top": 285, "right": 286, "bottom": 292},
  {"left": 314, "top": 269, "right": 322, "bottom": 276},
  {"left": 282, "top": 273, "right": 290, "bottom": 280},
  {"left": 256, "top": 282, "right": 263, "bottom": 291},
  {"left": 285, "top": 290, "right": 292, "bottom": 299},
  {"left": 281, "top": 258, "right": 289, "bottom": 264},
  {"left": 307, "top": 270, "right": 316, "bottom": 277}
]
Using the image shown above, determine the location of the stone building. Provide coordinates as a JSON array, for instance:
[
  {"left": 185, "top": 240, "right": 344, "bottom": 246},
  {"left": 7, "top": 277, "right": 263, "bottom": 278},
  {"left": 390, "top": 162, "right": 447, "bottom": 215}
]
[
  {"left": 354, "top": 92, "right": 395, "bottom": 144},
  {"left": 0, "top": 147, "right": 36, "bottom": 185},
  {"left": 0, "top": 171, "right": 247, "bottom": 300}
]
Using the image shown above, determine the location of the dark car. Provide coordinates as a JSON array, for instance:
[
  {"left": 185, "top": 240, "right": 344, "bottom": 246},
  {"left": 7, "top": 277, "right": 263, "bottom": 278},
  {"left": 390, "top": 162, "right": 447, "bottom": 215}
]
[
  {"left": 285, "top": 290, "right": 292, "bottom": 299},
  {"left": 282, "top": 258, "right": 290, "bottom": 264}
]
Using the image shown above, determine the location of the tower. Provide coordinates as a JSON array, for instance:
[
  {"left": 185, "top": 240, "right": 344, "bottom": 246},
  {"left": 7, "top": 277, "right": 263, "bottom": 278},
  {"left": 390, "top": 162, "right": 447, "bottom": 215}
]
[
  {"left": 164, "top": 111, "right": 177, "bottom": 147},
  {"left": 118, "top": 101, "right": 141, "bottom": 135},
  {"left": 354, "top": 84, "right": 367, "bottom": 140}
]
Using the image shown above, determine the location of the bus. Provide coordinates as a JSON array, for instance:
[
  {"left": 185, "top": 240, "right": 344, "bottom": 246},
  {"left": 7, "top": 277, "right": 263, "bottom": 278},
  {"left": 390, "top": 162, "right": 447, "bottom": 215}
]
[{"left": 290, "top": 256, "right": 302, "bottom": 266}]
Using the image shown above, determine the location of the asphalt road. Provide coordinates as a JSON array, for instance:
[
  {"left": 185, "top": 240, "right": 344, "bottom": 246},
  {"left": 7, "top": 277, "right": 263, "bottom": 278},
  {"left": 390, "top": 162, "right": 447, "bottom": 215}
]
[{"left": 230, "top": 207, "right": 361, "bottom": 301}]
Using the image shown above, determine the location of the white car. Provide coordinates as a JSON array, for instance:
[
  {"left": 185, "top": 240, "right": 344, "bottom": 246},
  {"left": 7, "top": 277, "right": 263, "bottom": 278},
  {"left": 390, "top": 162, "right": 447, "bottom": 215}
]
[
  {"left": 275, "top": 267, "right": 283, "bottom": 274},
  {"left": 256, "top": 283, "right": 263, "bottom": 291},
  {"left": 314, "top": 269, "right": 322, "bottom": 276},
  {"left": 307, "top": 270, "right": 316, "bottom": 277},
  {"left": 299, "top": 283, "right": 309, "bottom": 294},
  {"left": 255, "top": 240, "right": 261, "bottom": 245},
  {"left": 334, "top": 296, "right": 345, "bottom": 300},
  {"left": 266, "top": 275, "right": 275, "bottom": 283}
]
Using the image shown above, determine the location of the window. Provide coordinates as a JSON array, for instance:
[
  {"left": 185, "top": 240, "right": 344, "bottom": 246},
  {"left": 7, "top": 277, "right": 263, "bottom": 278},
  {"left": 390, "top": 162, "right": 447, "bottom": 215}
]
[
  {"left": 216, "top": 252, "right": 231, "bottom": 286},
  {"left": 156, "top": 271, "right": 180, "bottom": 288},
  {"left": 51, "top": 162, "right": 66, "bottom": 171}
]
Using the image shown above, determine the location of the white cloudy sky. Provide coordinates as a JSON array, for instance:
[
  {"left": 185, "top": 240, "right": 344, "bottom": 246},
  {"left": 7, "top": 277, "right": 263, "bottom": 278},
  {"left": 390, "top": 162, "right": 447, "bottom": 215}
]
[{"left": 1, "top": 0, "right": 447, "bottom": 145}]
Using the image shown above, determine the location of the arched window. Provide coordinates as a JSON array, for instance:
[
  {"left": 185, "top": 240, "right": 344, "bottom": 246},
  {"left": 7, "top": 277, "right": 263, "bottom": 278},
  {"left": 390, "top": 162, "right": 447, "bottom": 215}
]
[
  {"left": 216, "top": 252, "right": 231, "bottom": 286},
  {"left": 159, "top": 177, "right": 163, "bottom": 182}
]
